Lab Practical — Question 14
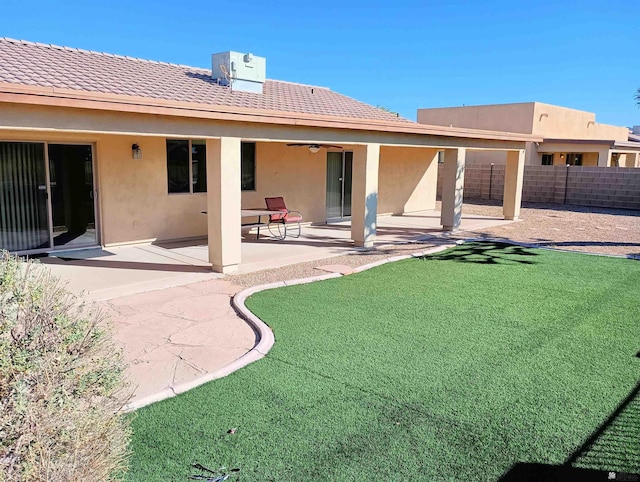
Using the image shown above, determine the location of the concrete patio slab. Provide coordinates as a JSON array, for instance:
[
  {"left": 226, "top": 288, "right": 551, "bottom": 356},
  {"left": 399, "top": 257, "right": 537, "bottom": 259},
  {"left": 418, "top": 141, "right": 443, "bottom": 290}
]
[
  {"left": 98, "top": 279, "right": 256, "bottom": 408},
  {"left": 39, "top": 210, "right": 511, "bottom": 300},
  {"left": 31, "top": 210, "right": 514, "bottom": 410}
]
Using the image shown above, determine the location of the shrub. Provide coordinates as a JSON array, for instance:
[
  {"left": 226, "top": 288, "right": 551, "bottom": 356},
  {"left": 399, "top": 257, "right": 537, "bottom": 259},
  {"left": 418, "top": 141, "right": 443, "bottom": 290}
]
[{"left": 0, "top": 251, "right": 131, "bottom": 481}]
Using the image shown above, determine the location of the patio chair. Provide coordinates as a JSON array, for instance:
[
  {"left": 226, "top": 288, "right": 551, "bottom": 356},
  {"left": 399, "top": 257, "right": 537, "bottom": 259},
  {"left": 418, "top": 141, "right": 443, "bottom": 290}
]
[{"left": 265, "top": 197, "right": 303, "bottom": 239}]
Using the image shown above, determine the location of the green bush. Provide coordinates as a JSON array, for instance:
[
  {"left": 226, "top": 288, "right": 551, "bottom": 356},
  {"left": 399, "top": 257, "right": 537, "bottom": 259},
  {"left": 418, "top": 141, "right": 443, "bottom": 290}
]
[{"left": 0, "top": 251, "right": 131, "bottom": 481}]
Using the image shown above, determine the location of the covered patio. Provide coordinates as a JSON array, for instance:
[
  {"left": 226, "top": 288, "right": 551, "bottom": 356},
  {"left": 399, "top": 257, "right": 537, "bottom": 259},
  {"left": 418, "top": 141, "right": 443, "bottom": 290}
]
[{"left": 39, "top": 209, "right": 516, "bottom": 300}]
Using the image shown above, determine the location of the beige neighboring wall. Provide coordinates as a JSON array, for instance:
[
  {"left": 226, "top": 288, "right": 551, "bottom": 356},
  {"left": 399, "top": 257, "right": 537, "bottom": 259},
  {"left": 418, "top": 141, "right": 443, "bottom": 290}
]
[
  {"left": 532, "top": 103, "right": 628, "bottom": 141},
  {"left": 417, "top": 103, "right": 536, "bottom": 134},
  {"left": 419, "top": 102, "right": 635, "bottom": 167},
  {"left": 378, "top": 146, "right": 439, "bottom": 214}
]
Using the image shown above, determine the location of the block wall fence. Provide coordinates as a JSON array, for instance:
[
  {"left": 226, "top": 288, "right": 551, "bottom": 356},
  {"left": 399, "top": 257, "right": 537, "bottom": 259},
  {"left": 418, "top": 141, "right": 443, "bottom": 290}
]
[{"left": 436, "top": 164, "right": 640, "bottom": 210}]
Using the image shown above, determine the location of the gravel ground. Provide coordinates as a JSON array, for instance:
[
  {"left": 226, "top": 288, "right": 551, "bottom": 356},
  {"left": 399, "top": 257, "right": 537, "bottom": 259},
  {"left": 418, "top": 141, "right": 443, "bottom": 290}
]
[{"left": 228, "top": 200, "right": 640, "bottom": 288}]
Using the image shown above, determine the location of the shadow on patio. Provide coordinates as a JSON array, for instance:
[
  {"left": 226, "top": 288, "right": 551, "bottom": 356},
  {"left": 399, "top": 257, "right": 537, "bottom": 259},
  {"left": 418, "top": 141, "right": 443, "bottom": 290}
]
[{"left": 37, "top": 210, "right": 514, "bottom": 299}]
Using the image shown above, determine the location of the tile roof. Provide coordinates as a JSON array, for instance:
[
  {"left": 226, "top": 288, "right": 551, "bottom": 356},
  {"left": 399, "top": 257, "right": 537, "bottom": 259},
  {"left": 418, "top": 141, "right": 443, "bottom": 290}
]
[{"left": 0, "top": 38, "right": 412, "bottom": 123}]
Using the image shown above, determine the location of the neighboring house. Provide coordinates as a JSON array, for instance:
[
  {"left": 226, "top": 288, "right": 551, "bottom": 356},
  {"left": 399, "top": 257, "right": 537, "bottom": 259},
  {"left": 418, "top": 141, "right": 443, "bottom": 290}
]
[
  {"left": 418, "top": 102, "right": 640, "bottom": 168},
  {"left": 0, "top": 38, "right": 538, "bottom": 272}
]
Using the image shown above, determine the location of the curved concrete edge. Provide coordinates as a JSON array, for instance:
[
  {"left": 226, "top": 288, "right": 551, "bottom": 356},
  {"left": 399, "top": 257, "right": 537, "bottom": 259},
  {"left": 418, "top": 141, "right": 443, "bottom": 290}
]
[
  {"left": 122, "top": 243, "right": 459, "bottom": 412},
  {"left": 352, "top": 243, "right": 456, "bottom": 273}
]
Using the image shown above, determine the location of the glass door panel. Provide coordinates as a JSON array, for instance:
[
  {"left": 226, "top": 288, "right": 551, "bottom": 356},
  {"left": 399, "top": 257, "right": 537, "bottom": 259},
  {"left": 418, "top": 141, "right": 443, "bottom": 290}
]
[
  {"left": 343, "top": 152, "right": 353, "bottom": 217},
  {"left": 326, "top": 152, "right": 343, "bottom": 219},
  {"left": 326, "top": 151, "right": 353, "bottom": 220},
  {"left": 48, "top": 144, "right": 97, "bottom": 248},
  {"left": 0, "top": 142, "right": 50, "bottom": 252}
]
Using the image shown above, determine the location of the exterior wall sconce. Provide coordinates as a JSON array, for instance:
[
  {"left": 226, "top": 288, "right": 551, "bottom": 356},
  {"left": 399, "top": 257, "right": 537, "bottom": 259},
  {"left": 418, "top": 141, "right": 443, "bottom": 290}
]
[
  {"left": 132, "top": 143, "right": 142, "bottom": 160},
  {"left": 560, "top": 154, "right": 565, "bottom": 159},
  {"left": 308, "top": 145, "right": 321, "bottom": 154}
]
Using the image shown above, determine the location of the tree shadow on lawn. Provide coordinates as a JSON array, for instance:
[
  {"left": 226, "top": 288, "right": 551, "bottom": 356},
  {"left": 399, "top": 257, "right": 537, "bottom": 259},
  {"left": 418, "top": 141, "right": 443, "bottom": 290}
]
[
  {"left": 421, "top": 241, "right": 540, "bottom": 265},
  {"left": 500, "top": 381, "right": 640, "bottom": 481}
]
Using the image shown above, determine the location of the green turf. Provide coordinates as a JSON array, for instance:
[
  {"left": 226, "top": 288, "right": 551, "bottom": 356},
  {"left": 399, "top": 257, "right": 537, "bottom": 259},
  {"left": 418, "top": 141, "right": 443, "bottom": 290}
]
[{"left": 126, "top": 242, "right": 640, "bottom": 481}]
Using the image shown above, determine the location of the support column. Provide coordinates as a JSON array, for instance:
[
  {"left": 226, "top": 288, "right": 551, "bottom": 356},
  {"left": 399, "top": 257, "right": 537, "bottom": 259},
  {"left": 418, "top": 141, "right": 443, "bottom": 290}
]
[
  {"left": 206, "top": 137, "right": 241, "bottom": 273},
  {"left": 503, "top": 149, "right": 525, "bottom": 220},
  {"left": 407, "top": 148, "right": 439, "bottom": 212},
  {"left": 440, "top": 148, "right": 466, "bottom": 231},
  {"left": 351, "top": 143, "right": 380, "bottom": 248},
  {"left": 597, "top": 149, "right": 611, "bottom": 167}
]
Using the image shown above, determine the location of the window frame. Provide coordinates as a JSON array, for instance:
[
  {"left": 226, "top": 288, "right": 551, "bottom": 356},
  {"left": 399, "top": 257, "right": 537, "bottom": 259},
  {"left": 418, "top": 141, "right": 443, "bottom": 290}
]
[
  {"left": 566, "top": 153, "right": 583, "bottom": 166},
  {"left": 541, "top": 153, "right": 554, "bottom": 166},
  {"left": 166, "top": 139, "right": 207, "bottom": 194},
  {"left": 241, "top": 141, "right": 256, "bottom": 192}
]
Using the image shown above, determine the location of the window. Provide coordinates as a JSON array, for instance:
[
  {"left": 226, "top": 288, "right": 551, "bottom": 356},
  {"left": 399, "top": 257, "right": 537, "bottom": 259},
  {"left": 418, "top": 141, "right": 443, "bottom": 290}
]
[
  {"left": 541, "top": 154, "right": 554, "bottom": 166},
  {"left": 241, "top": 142, "right": 256, "bottom": 191},
  {"left": 166, "top": 139, "right": 207, "bottom": 194},
  {"left": 566, "top": 153, "right": 583, "bottom": 166}
]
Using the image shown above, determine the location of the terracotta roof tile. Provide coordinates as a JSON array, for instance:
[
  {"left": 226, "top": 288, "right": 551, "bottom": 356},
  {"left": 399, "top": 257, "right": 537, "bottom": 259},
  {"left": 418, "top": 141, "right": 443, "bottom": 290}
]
[{"left": 0, "top": 38, "right": 412, "bottom": 124}]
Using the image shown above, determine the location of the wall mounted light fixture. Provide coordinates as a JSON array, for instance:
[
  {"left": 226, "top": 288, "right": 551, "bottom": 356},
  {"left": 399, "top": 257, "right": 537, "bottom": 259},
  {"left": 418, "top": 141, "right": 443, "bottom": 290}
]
[{"left": 132, "top": 143, "right": 142, "bottom": 160}]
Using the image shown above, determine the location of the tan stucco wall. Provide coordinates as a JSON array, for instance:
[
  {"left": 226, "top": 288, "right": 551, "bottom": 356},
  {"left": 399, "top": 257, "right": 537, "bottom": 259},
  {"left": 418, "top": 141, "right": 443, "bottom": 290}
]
[
  {"left": 98, "top": 136, "right": 207, "bottom": 244},
  {"left": 378, "top": 146, "right": 438, "bottom": 214},
  {"left": 418, "top": 103, "right": 535, "bottom": 134},
  {"left": 531, "top": 103, "right": 627, "bottom": 141},
  {"left": 547, "top": 152, "right": 599, "bottom": 167},
  {"left": 418, "top": 102, "right": 633, "bottom": 168},
  {"left": 0, "top": 129, "right": 208, "bottom": 245},
  {"left": 418, "top": 102, "right": 628, "bottom": 142},
  {"left": 240, "top": 142, "right": 328, "bottom": 223}
]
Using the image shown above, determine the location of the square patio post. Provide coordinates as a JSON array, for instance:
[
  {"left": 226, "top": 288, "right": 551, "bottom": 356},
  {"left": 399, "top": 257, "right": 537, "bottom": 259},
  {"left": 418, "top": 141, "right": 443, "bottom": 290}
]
[
  {"left": 597, "top": 148, "right": 612, "bottom": 167},
  {"left": 440, "top": 147, "right": 466, "bottom": 231},
  {"left": 351, "top": 143, "right": 380, "bottom": 248},
  {"left": 206, "top": 137, "right": 241, "bottom": 273},
  {"left": 503, "top": 149, "right": 525, "bottom": 221}
]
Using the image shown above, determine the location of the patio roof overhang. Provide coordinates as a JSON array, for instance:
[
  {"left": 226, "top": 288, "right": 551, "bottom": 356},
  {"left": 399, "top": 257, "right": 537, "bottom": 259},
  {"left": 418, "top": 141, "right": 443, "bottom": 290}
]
[
  {"left": 540, "top": 138, "right": 640, "bottom": 153},
  {"left": 0, "top": 82, "right": 541, "bottom": 149}
]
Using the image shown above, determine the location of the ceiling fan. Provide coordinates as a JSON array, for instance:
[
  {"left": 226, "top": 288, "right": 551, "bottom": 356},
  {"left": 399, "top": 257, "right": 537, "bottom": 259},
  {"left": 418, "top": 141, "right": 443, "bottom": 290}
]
[{"left": 286, "top": 143, "right": 343, "bottom": 153}]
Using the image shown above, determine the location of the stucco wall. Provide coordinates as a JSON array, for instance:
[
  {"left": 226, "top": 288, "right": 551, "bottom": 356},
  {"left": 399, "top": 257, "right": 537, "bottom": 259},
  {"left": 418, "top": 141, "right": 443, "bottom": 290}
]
[
  {"left": 0, "top": 130, "right": 209, "bottom": 245},
  {"left": 532, "top": 103, "right": 628, "bottom": 141},
  {"left": 240, "top": 142, "right": 328, "bottom": 223},
  {"left": 378, "top": 146, "right": 438, "bottom": 214},
  {"left": 97, "top": 136, "right": 207, "bottom": 245},
  {"left": 418, "top": 103, "right": 535, "bottom": 134}
]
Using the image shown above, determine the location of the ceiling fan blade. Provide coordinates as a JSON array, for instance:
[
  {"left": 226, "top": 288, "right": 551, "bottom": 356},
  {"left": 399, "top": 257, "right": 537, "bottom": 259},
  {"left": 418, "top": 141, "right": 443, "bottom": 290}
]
[{"left": 286, "top": 143, "right": 344, "bottom": 149}]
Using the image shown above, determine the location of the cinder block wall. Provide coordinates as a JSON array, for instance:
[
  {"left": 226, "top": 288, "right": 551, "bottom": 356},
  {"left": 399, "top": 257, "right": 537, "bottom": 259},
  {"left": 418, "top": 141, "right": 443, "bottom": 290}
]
[{"left": 437, "top": 165, "right": 640, "bottom": 209}]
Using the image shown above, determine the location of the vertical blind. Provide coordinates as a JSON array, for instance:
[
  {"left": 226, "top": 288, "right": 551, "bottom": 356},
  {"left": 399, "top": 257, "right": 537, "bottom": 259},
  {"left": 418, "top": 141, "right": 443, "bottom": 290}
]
[{"left": 0, "top": 142, "right": 49, "bottom": 251}]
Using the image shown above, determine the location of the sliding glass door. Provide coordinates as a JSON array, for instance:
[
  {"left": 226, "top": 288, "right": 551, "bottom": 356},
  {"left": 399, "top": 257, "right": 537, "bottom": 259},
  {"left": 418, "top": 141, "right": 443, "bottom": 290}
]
[
  {"left": 0, "top": 142, "right": 50, "bottom": 251},
  {"left": 0, "top": 141, "right": 98, "bottom": 253},
  {"left": 326, "top": 151, "right": 352, "bottom": 220},
  {"left": 48, "top": 144, "right": 97, "bottom": 248}
]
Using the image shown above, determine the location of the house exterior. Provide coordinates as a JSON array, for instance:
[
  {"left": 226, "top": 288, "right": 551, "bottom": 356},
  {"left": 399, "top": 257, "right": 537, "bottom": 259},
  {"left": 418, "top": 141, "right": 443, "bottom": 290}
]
[
  {"left": 418, "top": 102, "right": 640, "bottom": 168},
  {"left": 0, "top": 38, "right": 538, "bottom": 273}
]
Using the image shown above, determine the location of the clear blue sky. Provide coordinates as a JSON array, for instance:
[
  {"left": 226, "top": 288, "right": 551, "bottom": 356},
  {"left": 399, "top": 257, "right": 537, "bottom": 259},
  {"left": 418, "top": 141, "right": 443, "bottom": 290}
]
[{"left": 2, "top": 0, "right": 638, "bottom": 127}]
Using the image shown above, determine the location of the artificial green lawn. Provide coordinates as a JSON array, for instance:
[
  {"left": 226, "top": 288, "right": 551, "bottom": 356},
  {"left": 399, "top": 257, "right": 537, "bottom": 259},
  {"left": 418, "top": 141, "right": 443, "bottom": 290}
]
[{"left": 127, "top": 242, "right": 640, "bottom": 481}]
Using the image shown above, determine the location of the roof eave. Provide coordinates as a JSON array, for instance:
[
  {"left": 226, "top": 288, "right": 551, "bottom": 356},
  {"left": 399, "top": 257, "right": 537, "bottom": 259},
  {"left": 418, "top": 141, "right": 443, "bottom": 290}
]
[{"left": 0, "top": 83, "right": 541, "bottom": 143}]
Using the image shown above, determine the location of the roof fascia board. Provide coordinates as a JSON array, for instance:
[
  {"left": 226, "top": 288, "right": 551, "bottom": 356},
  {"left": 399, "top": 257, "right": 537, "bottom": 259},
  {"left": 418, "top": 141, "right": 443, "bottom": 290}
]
[{"left": 0, "top": 83, "right": 541, "bottom": 143}]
